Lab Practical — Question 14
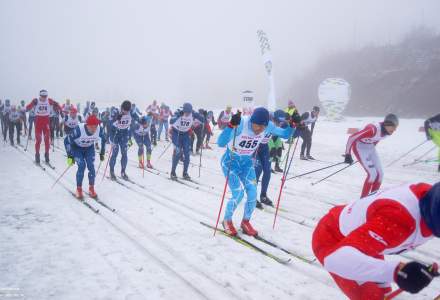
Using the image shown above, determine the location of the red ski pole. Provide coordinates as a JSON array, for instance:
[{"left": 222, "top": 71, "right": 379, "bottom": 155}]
[
  {"left": 101, "top": 145, "right": 113, "bottom": 182},
  {"left": 273, "top": 136, "right": 298, "bottom": 229},
  {"left": 51, "top": 165, "right": 72, "bottom": 189},
  {"left": 384, "top": 289, "right": 403, "bottom": 300},
  {"left": 213, "top": 127, "right": 237, "bottom": 236}
]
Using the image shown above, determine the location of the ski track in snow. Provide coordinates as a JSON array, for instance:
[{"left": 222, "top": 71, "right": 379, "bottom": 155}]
[{"left": 1, "top": 117, "right": 439, "bottom": 300}]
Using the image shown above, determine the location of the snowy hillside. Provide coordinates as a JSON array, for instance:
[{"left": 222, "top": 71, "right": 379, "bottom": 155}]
[{"left": 1, "top": 117, "right": 439, "bottom": 300}]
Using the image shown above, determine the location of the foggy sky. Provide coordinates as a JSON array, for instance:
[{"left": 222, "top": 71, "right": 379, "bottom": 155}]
[{"left": 1, "top": 0, "right": 440, "bottom": 110}]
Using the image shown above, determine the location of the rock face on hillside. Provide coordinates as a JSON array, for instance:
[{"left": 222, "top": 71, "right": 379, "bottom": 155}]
[{"left": 291, "top": 28, "right": 440, "bottom": 118}]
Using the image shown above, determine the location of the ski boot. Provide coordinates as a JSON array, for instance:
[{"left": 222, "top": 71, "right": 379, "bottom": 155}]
[
  {"left": 222, "top": 220, "right": 237, "bottom": 236},
  {"left": 260, "top": 195, "right": 274, "bottom": 207},
  {"left": 274, "top": 163, "right": 283, "bottom": 173},
  {"left": 121, "top": 172, "right": 129, "bottom": 181},
  {"left": 44, "top": 152, "right": 50, "bottom": 163},
  {"left": 170, "top": 172, "right": 178, "bottom": 180},
  {"left": 146, "top": 160, "right": 153, "bottom": 169},
  {"left": 306, "top": 155, "right": 315, "bottom": 160},
  {"left": 256, "top": 200, "right": 263, "bottom": 210},
  {"left": 138, "top": 155, "right": 144, "bottom": 169},
  {"left": 35, "top": 153, "right": 41, "bottom": 164},
  {"left": 182, "top": 173, "right": 191, "bottom": 181},
  {"left": 76, "top": 186, "right": 84, "bottom": 199},
  {"left": 300, "top": 154, "right": 308, "bottom": 160},
  {"left": 205, "top": 144, "right": 212, "bottom": 150},
  {"left": 109, "top": 171, "right": 117, "bottom": 181},
  {"left": 88, "top": 185, "right": 97, "bottom": 199},
  {"left": 241, "top": 219, "right": 258, "bottom": 236}
]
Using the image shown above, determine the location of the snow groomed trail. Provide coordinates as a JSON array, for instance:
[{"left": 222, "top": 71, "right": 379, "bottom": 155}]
[{"left": 1, "top": 117, "right": 439, "bottom": 299}]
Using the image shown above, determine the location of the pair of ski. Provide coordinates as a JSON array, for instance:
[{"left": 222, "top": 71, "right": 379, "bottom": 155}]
[
  {"left": 67, "top": 190, "right": 116, "bottom": 213},
  {"left": 200, "top": 221, "right": 315, "bottom": 265}
]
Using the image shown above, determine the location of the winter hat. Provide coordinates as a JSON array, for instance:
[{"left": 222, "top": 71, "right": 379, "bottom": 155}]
[
  {"left": 70, "top": 107, "right": 78, "bottom": 114},
  {"left": 250, "top": 107, "right": 270, "bottom": 126},
  {"left": 86, "top": 115, "right": 100, "bottom": 126},
  {"left": 121, "top": 100, "right": 131, "bottom": 112},
  {"left": 274, "top": 109, "right": 287, "bottom": 123},
  {"left": 288, "top": 100, "right": 295, "bottom": 106},
  {"left": 420, "top": 182, "right": 440, "bottom": 237},
  {"left": 39, "top": 89, "right": 48, "bottom": 97},
  {"left": 312, "top": 106, "right": 320, "bottom": 113},
  {"left": 384, "top": 113, "right": 399, "bottom": 127},
  {"left": 183, "top": 102, "right": 193, "bottom": 113}
]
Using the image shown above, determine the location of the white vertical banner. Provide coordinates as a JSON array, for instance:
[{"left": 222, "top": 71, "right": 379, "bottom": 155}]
[{"left": 257, "top": 30, "right": 276, "bottom": 111}]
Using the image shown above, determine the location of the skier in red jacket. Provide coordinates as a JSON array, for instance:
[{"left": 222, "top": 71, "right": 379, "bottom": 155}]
[
  {"left": 344, "top": 114, "right": 399, "bottom": 198},
  {"left": 26, "top": 89, "right": 62, "bottom": 164},
  {"left": 312, "top": 182, "right": 440, "bottom": 300}
]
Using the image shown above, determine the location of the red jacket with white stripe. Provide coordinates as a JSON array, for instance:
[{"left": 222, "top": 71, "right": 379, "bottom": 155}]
[
  {"left": 345, "top": 122, "right": 387, "bottom": 154},
  {"left": 322, "top": 183, "right": 433, "bottom": 284}
]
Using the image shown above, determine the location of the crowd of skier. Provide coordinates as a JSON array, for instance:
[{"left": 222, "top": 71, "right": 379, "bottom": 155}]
[{"left": 1, "top": 89, "right": 440, "bottom": 300}]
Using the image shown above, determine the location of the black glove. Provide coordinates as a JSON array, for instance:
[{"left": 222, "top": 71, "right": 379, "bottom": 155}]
[
  {"left": 229, "top": 111, "right": 241, "bottom": 127},
  {"left": 178, "top": 110, "right": 184, "bottom": 117},
  {"left": 100, "top": 153, "right": 105, "bottom": 161},
  {"left": 396, "top": 262, "right": 438, "bottom": 294},
  {"left": 116, "top": 113, "right": 122, "bottom": 121},
  {"left": 344, "top": 154, "right": 354, "bottom": 164}
]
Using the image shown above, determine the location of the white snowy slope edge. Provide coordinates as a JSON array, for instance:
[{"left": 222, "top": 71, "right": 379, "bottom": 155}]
[{"left": 1, "top": 117, "right": 439, "bottom": 300}]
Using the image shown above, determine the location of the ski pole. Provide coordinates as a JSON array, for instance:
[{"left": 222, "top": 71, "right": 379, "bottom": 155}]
[
  {"left": 311, "top": 161, "right": 358, "bottom": 186},
  {"left": 402, "top": 145, "right": 436, "bottom": 167},
  {"left": 386, "top": 140, "right": 428, "bottom": 167},
  {"left": 198, "top": 124, "right": 205, "bottom": 178},
  {"left": 157, "top": 141, "right": 172, "bottom": 161},
  {"left": 24, "top": 132, "right": 31, "bottom": 151},
  {"left": 273, "top": 136, "right": 298, "bottom": 229},
  {"left": 51, "top": 165, "right": 72, "bottom": 189},
  {"left": 101, "top": 145, "right": 113, "bottom": 182},
  {"left": 384, "top": 289, "right": 403, "bottom": 300},
  {"left": 96, "top": 160, "right": 102, "bottom": 177},
  {"left": 285, "top": 161, "right": 346, "bottom": 181},
  {"left": 213, "top": 127, "right": 237, "bottom": 236}
]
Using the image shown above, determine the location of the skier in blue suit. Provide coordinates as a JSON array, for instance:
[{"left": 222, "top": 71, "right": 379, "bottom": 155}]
[{"left": 217, "top": 107, "right": 294, "bottom": 236}]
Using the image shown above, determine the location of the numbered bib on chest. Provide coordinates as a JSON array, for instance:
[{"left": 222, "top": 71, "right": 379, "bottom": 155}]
[
  {"left": 135, "top": 125, "right": 150, "bottom": 136},
  {"left": 65, "top": 116, "right": 79, "bottom": 128},
  {"left": 260, "top": 133, "right": 272, "bottom": 144},
  {"left": 114, "top": 114, "right": 131, "bottom": 130},
  {"left": 229, "top": 118, "right": 264, "bottom": 155},
  {"left": 221, "top": 112, "right": 231, "bottom": 123},
  {"left": 74, "top": 124, "right": 100, "bottom": 148},
  {"left": 35, "top": 100, "right": 50, "bottom": 116},
  {"left": 173, "top": 115, "right": 193, "bottom": 132}
]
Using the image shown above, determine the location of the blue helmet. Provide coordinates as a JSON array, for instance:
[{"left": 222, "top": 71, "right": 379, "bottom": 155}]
[
  {"left": 274, "top": 109, "right": 286, "bottom": 123},
  {"left": 140, "top": 115, "right": 151, "bottom": 125},
  {"left": 183, "top": 102, "right": 192, "bottom": 113},
  {"left": 250, "top": 107, "right": 270, "bottom": 126}
]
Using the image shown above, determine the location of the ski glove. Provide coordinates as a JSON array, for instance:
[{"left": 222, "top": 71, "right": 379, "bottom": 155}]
[
  {"left": 128, "top": 139, "right": 133, "bottom": 147},
  {"left": 344, "top": 154, "right": 354, "bottom": 164},
  {"left": 229, "top": 111, "right": 242, "bottom": 128},
  {"left": 178, "top": 110, "right": 184, "bottom": 117},
  {"left": 395, "top": 262, "right": 438, "bottom": 294},
  {"left": 67, "top": 156, "right": 75, "bottom": 166},
  {"left": 99, "top": 153, "right": 105, "bottom": 161}
]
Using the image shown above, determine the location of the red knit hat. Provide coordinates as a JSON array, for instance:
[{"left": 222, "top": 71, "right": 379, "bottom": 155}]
[{"left": 86, "top": 115, "right": 100, "bottom": 126}]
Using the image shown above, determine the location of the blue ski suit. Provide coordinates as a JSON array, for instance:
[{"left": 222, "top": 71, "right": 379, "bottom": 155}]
[
  {"left": 65, "top": 124, "right": 105, "bottom": 187},
  {"left": 169, "top": 110, "right": 204, "bottom": 175},
  {"left": 217, "top": 117, "right": 293, "bottom": 221}
]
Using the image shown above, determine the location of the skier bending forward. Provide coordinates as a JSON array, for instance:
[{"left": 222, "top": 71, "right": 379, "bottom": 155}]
[
  {"left": 313, "top": 182, "right": 440, "bottom": 300},
  {"left": 217, "top": 107, "right": 293, "bottom": 236}
]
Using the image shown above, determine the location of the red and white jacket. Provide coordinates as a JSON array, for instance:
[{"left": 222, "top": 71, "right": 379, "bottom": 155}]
[
  {"left": 26, "top": 98, "right": 61, "bottom": 121},
  {"left": 322, "top": 183, "right": 433, "bottom": 284},
  {"left": 345, "top": 122, "right": 387, "bottom": 154}
]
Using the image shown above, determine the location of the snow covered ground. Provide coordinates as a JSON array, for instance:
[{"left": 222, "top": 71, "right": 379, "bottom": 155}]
[{"left": 1, "top": 117, "right": 439, "bottom": 300}]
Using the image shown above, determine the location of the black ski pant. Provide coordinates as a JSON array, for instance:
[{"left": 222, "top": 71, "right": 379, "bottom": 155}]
[
  {"left": 299, "top": 127, "right": 313, "bottom": 156},
  {"left": 9, "top": 121, "right": 21, "bottom": 145}
]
